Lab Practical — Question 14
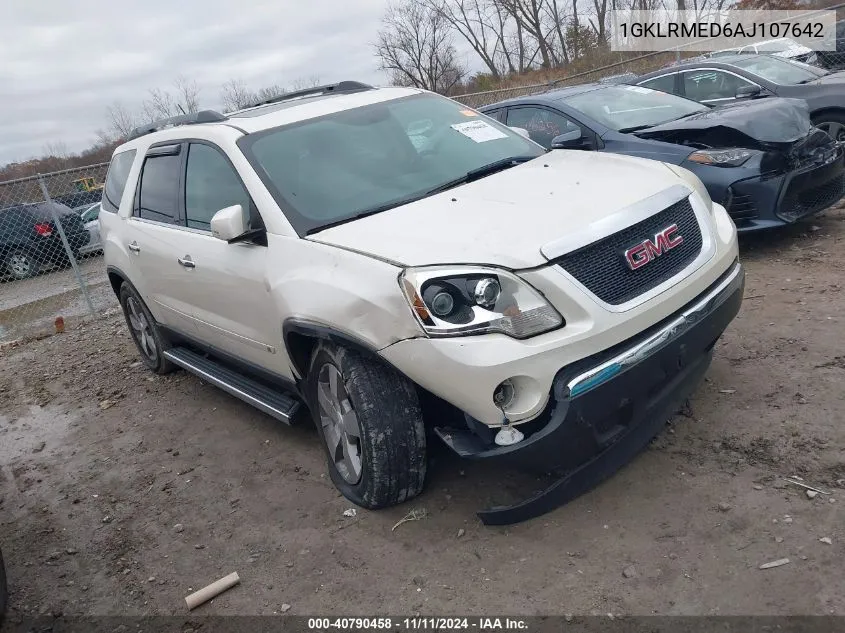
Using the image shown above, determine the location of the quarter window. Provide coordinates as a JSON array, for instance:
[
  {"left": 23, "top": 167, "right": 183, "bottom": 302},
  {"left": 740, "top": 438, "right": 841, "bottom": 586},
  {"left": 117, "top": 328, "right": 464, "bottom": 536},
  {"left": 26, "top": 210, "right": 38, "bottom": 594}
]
[
  {"left": 137, "top": 154, "right": 181, "bottom": 223},
  {"left": 638, "top": 74, "right": 677, "bottom": 95},
  {"left": 185, "top": 144, "right": 251, "bottom": 230},
  {"left": 102, "top": 149, "right": 136, "bottom": 213}
]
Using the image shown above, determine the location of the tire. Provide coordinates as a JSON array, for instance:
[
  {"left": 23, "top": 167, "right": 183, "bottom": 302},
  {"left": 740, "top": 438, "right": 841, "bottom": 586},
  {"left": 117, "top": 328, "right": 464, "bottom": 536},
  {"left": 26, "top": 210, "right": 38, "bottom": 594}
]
[
  {"left": 813, "top": 112, "right": 845, "bottom": 143},
  {"left": 118, "top": 283, "right": 176, "bottom": 375},
  {"left": 4, "top": 249, "right": 39, "bottom": 280},
  {"left": 306, "top": 341, "right": 426, "bottom": 509}
]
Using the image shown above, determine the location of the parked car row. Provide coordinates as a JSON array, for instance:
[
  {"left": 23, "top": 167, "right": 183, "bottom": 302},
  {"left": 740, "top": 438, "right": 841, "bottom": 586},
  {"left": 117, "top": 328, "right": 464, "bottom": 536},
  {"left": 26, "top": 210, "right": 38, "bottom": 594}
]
[{"left": 0, "top": 202, "right": 90, "bottom": 280}]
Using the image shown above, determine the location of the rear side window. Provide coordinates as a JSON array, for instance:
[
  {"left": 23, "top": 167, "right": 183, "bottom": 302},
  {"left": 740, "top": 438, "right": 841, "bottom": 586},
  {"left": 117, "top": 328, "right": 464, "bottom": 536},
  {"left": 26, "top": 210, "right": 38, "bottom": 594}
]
[
  {"left": 184, "top": 143, "right": 251, "bottom": 230},
  {"left": 136, "top": 154, "right": 181, "bottom": 223},
  {"left": 102, "top": 149, "right": 136, "bottom": 213},
  {"left": 638, "top": 74, "right": 676, "bottom": 95}
]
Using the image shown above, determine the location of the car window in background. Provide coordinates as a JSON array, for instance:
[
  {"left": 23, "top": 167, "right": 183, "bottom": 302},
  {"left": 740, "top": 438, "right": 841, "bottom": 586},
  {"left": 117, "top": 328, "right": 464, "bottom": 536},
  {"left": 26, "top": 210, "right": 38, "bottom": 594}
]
[
  {"left": 682, "top": 70, "right": 753, "bottom": 101},
  {"left": 81, "top": 204, "right": 100, "bottom": 223},
  {"left": 638, "top": 73, "right": 677, "bottom": 94},
  {"left": 561, "top": 85, "right": 707, "bottom": 132},
  {"left": 505, "top": 107, "right": 580, "bottom": 148},
  {"left": 136, "top": 155, "right": 181, "bottom": 224},
  {"left": 728, "top": 55, "right": 822, "bottom": 84},
  {"left": 103, "top": 149, "right": 136, "bottom": 213},
  {"left": 240, "top": 93, "right": 544, "bottom": 235},
  {"left": 185, "top": 144, "right": 251, "bottom": 230}
]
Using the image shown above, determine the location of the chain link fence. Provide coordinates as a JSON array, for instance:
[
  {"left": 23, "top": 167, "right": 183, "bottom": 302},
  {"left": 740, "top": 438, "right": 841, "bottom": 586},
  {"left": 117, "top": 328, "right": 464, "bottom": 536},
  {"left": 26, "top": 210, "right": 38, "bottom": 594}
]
[{"left": 0, "top": 163, "right": 116, "bottom": 344}]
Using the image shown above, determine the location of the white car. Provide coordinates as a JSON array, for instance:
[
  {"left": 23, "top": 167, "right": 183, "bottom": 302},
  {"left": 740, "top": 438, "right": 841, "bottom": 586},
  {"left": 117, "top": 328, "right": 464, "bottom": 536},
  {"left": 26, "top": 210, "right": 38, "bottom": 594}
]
[
  {"left": 100, "top": 81, "right": 743, "bottom": 524},
  {"left": 77, "top": 202, "right": 102, "bottom": 255},
  {"left": 712, "top": 38, "right": 818, "bottom": 65}
]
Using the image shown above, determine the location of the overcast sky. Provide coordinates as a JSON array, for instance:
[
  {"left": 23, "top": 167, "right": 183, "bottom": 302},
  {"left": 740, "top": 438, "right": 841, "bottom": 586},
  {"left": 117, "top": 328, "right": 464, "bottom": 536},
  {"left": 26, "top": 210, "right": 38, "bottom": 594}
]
[{"left": 0, "top": 0, "right": 394, "bottom": 166}]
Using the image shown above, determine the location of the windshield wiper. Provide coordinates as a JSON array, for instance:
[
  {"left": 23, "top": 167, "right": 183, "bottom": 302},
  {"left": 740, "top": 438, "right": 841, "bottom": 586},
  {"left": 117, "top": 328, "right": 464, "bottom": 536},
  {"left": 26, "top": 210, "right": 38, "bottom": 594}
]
[
  {"left": 425, "top": 155, "right": 539, "bottom": 195},
  {"left": 619, "top": 124, "right": 655, "bottom": 133},
  {"left": 305, "top": 155, "right": 539, "bottom": 235}
]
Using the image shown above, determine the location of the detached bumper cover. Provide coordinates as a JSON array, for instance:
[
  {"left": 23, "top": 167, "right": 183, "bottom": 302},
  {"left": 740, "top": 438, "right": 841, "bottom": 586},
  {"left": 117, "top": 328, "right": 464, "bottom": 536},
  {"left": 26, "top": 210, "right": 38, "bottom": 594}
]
[{"left": 435, "top": 262, "right": 745, "bottom": 525}]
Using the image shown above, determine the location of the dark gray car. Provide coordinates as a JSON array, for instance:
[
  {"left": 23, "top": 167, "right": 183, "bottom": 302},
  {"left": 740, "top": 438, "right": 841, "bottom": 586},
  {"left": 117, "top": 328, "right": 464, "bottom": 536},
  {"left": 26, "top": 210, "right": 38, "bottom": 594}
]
[{"left": 632, "top": 54, "right": 845, "bottom": 141}]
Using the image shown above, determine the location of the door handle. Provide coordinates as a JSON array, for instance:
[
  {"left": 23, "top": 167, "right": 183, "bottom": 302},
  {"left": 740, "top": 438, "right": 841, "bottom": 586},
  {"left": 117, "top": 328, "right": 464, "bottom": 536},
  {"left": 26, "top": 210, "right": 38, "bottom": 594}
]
[
  {"left": 127, "top": 241, "right": 140, "bottom": 253},
  {"left": 177, "top": 256, "right": 195, "bottom": 269}
]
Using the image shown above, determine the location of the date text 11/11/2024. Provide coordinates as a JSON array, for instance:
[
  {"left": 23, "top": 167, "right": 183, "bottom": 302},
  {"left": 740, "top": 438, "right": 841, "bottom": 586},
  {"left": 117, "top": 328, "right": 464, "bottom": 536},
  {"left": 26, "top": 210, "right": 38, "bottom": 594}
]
[{"left": 307, "top": 618, "right": 529, "bottom": 630}]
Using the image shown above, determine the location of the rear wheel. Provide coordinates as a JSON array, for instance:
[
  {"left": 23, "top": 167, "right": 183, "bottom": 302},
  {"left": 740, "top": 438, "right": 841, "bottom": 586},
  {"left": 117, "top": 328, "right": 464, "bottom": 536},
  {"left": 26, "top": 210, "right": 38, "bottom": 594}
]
[
  {"left": 813, "top": 112, "right": 845, "bottom": 143},
  {"left": 118, "top": 283, "right": 175, "bottom": 374},
  {"left": 4, "top": 250, "right": 39, "bottom": 280},
  {"left": 306, "top": 342, "right": 426, "bottom": 509}
]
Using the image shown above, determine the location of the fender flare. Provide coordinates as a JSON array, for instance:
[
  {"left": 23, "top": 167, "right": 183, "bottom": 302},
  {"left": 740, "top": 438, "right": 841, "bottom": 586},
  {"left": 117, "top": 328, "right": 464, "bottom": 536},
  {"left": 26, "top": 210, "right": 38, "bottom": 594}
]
[{"left": 282, "top": 318, "right": 383, "bottom": 380}]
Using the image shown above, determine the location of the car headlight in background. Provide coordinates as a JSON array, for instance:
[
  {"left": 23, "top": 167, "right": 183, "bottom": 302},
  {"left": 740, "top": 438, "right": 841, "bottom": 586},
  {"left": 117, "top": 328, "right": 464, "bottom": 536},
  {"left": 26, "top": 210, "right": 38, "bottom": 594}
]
[
  {"left": 400, "top": 266, "right": 564, "bottom": 339},
  {"left": 688, "top": 148, "right": 754, "bottom": 167},
  {"left": 663, "top": 162, "right": 714, "bottom": 212}
]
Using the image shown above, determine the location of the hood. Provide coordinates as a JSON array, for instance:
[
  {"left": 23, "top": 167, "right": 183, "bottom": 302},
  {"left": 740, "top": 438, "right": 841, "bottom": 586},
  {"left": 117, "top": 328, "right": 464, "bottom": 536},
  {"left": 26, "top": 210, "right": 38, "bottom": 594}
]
[
  {"left": 805, "top": 70, "right": 845, "bottom": 86},
  {"left": 307, "top": 151, "right": 687, "bottom": 269},
  {"left": 635, "top": 97, "right": 812, "bottom": 148}
]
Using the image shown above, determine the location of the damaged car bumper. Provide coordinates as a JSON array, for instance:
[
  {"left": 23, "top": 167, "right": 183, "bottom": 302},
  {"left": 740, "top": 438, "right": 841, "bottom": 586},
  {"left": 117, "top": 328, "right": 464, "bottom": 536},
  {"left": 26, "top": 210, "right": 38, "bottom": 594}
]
[
  {"left": 434, "top": 260, "right": 744, "bottom": 525},
  {"left": 709, "top": 142, "right": 845, "bottom": 232}
]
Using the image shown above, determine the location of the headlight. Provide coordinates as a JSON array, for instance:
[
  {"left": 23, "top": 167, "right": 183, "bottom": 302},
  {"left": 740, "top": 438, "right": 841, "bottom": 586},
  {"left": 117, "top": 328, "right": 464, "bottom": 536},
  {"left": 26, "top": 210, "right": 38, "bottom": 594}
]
[
  {"left": 663, "top": 162, "right": 713, "bottom": 212},
  {"left": 688, "top": 148, "right": 754, "bottom": 167},
  {"left": 400, "top": 266, "right": 564, "bottom": 339}
]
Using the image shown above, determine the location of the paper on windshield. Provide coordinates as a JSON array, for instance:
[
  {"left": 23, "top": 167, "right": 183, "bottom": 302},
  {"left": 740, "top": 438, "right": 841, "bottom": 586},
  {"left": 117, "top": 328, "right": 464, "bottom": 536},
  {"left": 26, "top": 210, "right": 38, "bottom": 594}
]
[{"left": 451, "top": 120, "right": 508, "bottom": 143}]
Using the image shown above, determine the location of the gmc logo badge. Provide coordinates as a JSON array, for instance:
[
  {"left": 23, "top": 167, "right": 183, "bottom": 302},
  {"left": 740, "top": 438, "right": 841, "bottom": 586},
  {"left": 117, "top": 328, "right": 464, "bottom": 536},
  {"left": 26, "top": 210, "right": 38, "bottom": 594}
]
[{"left": 624, "top": 224, "right": 683, "bottom": 270}]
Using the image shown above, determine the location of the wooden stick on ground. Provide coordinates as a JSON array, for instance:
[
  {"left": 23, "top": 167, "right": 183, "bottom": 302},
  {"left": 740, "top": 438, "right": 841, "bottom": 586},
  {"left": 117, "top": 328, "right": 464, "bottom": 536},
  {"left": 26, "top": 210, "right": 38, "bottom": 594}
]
[{"left": 185, "top": 572, "right": 240, "bottom": 610}]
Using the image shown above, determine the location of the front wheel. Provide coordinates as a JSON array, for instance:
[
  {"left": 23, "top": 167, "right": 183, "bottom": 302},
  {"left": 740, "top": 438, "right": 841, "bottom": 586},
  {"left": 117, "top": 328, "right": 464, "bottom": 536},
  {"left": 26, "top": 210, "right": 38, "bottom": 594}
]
[
  {"left": 813, "top": 112, "right": 845, "bottom": 143},
  {"left": 307, "top": 342, "right": 426, "bottom": 509}
]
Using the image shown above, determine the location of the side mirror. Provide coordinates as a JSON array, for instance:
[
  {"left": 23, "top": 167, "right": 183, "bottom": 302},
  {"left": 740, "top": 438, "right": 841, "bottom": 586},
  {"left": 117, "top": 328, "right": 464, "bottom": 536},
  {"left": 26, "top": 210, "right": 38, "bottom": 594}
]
[
  {"left": 735, "top": 85, "right": 762, "bottom": 99},
  {"left": 210, "top": 204, "right": 249, "bottom": 242},
  {"left": 509, "top": 126, "right": 531, "bottom": 139},
  {"left": 551, "top": 129, "right": 584, "bottom": 149}
]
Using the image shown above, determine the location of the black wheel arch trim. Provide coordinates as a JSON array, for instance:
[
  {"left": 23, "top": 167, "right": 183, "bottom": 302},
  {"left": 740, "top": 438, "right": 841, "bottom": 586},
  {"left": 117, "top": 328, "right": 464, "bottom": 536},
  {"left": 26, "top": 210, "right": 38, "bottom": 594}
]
[
  {"left": 283, "top": 319, "right": 385, "bottom": 380},
  {"left": 106, "top": 265, "right": 134, "bottom": 297}
]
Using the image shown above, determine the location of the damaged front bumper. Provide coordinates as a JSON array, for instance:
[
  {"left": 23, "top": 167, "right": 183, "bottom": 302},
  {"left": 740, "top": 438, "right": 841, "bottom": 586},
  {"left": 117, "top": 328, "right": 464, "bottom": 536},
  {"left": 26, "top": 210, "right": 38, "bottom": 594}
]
[{"left": 435, "top": 261, "right": 745, "bottom": 525}]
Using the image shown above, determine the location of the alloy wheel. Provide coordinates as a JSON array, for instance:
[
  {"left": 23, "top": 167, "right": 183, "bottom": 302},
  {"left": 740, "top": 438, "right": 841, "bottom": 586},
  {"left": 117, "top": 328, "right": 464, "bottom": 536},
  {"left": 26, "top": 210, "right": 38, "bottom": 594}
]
[
  {"left": 817, "top": 121, "right": 845, "bottom": 143},
  {"left": 316, "top": 363, "right": 363, "bottom": 484},
  {"left": 126, "top": 296, "right": 158, "bottom": 363}
]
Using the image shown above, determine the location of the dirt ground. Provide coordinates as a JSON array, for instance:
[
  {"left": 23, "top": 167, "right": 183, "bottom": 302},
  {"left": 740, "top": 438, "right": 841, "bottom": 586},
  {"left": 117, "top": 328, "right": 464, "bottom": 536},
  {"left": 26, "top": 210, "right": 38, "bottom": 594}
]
[{"left": 0, "top": 209, "right": 843, "bottom": 619}]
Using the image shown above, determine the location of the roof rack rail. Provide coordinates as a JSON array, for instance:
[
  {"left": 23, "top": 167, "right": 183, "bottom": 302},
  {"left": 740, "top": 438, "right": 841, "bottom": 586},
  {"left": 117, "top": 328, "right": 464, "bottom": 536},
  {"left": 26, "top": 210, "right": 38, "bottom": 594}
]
[
  {"left": 241, "top": 80, "right": 374, "bottom": 110},
  {"left": 127, "top": 110, "right": 228, "bottom": 141}
]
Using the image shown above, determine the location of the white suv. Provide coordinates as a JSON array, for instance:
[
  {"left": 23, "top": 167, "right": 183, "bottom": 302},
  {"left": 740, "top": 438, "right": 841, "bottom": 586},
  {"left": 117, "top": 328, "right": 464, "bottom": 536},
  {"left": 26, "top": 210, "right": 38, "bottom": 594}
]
[{"left": 101, "top": 81, "right": 743, "bottom": 524}]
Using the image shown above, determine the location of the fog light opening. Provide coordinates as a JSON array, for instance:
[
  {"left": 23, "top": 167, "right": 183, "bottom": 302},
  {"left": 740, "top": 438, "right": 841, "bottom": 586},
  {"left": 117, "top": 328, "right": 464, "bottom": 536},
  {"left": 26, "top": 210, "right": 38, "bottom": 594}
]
[{"left": 493, "top": 379, "right": 516, "bottom": 410}]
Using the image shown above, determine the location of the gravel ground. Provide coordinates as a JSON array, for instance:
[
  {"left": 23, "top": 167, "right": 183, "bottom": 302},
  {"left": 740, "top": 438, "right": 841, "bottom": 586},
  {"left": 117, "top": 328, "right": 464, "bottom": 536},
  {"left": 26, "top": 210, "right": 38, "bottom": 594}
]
[
  {"left": 0, "top": 209, "right": 843, "bottom": 619},
  {"left": 0, "top": 256, "right": 113, "bottom": 343}
]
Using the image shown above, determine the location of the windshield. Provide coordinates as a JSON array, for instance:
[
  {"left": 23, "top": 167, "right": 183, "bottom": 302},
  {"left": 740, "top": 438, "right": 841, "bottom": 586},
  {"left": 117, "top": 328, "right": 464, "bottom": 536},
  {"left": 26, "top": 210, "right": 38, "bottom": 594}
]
[
  {"left": 561, "top": 85, "right": 708, "bottom": 131},
  {"left": 238, "top": 93, "right": 543, "bottom": 235},
  {"left": 729, "top": 55, "right": 823, "bottom": 84}
]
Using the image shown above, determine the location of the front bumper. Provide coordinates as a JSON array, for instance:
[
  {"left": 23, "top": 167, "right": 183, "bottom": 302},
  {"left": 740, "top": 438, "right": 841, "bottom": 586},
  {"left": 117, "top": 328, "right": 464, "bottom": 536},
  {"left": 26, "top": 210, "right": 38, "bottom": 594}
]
[
  {"left": 707, "top": 147, "right": 845, "bottom": 233},
  {"left": 435, "top": 261, "right": 744, "bottom": 525}
]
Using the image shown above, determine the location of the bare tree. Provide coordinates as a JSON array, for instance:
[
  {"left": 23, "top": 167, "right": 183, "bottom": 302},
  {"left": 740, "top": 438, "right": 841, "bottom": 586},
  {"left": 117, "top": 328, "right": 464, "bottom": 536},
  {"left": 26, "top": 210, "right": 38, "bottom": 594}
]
[
  {"left": 142, "top": 87, "right": 179, "bottom": 121},
  {"left": 429, "top": 0, "right": 507, "bottom": 78},
  {"left": 174, "top": 75, "right": 201, "bottom": 113},
  {"left": 106, "top": 101, "right": 139, "bottom": 139},
  {"left": 375, "top": 0, "right": 467, "bottom": 94},
  {"left": 43, "top": 141, "right": 70, "bottom": 160},
  {"left": 289, "top": 75, "right": 323, "bottom": 91},
  {"left": 219, "top": 79, "right": 258, "bottom": 112},
  {"left": 497, "top": 0, "right": 555, "bottom": 68},
  {"left": 255, "top": 84, "right": 287, "bottom": 102}
]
